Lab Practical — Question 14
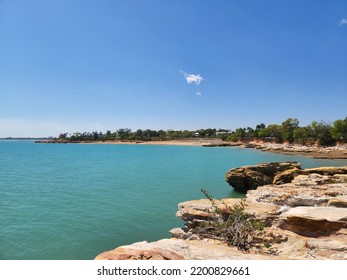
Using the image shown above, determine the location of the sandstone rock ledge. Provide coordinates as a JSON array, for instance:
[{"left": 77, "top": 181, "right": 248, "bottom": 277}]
[
  {"left": 225, "top": 161, "right": 347, "bottom": 192},
  {"left": 95, "top": 239, "right": 280, "bottom": 260},
  {"left": 250, "top": 143, "right": 347, "bottom": 159},
  {"left": 95, "top": 163, "right": 347, "bottom": 260}
]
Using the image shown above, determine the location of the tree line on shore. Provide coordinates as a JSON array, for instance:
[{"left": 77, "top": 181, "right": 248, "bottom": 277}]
[
  {"left": 57, "top": 117, "right": 347, "bottom": 146},
  {"left": 58, "top": 128, "right": 226, "bottom": 142},
  {"left": 229, "top": 117, "right": 347, "bottom": 146}
]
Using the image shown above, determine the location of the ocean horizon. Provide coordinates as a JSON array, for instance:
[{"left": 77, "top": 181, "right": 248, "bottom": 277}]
[{"left": 1, "top": 140, "right": 347, "bottom": 260}]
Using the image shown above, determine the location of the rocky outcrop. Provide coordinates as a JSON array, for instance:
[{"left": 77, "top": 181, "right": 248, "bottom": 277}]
[
  {"left": 226, "top": 162, "right": 347, "bottom": 192},
  {"left": 246, "top": 174, "right": 347, "bottom": 207},
  {"left": 245, "top": 169, "right": 347, "bottom": 259},
  {"left": 225, "top": 162, "right": 301, "bottom": 192},
  {"left": 96, "top": 163, "right": 347, "bottom": 260},
  {"left": 177, "top": 171, "right": 347, "bottom": 259},
  {"left": 202, "top": 142, "right": 241, "bottom": 147},
  {"left": 279, "top": 207, "right": 347, "bottom": 237},
  {"left": 246, "top": 142, "right": 347, "bottom": 159}
]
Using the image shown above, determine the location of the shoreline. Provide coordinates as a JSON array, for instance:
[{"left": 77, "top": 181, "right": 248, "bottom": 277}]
[
  {"left": 249, "top": 142, "right": 347, "bottom": 159},
  {"left": 36, "top": 139, "right": 347, "bottom": 159}
]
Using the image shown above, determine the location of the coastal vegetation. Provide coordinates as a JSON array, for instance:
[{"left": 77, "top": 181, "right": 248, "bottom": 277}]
[
  {"left": 53, "top": 117, "right": 347, "bottom": 146},
  {"left": 56, "top": 128, "right": 228, "bottom": 142},
  {"left": 228, "top": 117, "right": 347, "bottom": 145},
  {"left": 199, "top": 189, "right": 265, "bottom": 251}
]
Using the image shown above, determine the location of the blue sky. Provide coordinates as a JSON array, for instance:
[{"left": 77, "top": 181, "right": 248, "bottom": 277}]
[{"left": 1, "top": 0, "right": 346, "bottom": 137}]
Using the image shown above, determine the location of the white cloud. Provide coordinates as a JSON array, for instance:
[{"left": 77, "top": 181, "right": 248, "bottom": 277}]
[
  {"left": 339, "top": 18, "right": 347, "bottom": 26},
  {"left": 180, "top": 70, "right": 204, "bottom": 85},
  {"left": 185, "top": 73, "right": 203, "bottom": 85},
  {"left": 196, "top": 92, "right": 202, "bottom": 96}
]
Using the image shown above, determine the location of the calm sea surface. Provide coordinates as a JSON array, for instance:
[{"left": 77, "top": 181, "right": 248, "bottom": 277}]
[{"left": 1, "top": 140, "right": 347, "bottom": 260}]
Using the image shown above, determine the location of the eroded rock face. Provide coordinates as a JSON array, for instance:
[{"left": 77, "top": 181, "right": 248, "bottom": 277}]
[
  {"left": 246, "top": 174, "right": 347, "bottom": 207},
  {"left": 225, "top": 162, "right": 301, "bottom": 192},
  {"left": 279, "top": 207, "right": 347, "bottom": 237},
  {"left": 273, "top": 168, "right": 301, "bottom": 185}
]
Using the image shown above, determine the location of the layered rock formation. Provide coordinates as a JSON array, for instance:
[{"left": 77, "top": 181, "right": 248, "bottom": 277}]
[
  {"left": 247, "top": 142, "right": 347, "bottom": 159},
  {"left": 225, "top": 162, "right": 347, "bottom": 192},
  {"left": 225, "top": 162, "right": 301, "bottom": 192},
  {"left": 173, "top": 169, "right": 347, "bottom": 259},
  {"left": 95, "top": 163, "right": 347, "bottom": 260}
]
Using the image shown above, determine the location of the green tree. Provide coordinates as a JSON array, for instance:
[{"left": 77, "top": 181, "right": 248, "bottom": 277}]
[
  {"left": 117, "top": 128, "right": 131, "bottom": 140},
  {"left": 281, "top": 118, "right": 299, "bottom": 143},
  {"left": 157, "top": 130, "right": 167, "bottom": 140},
  {"left": 255, "top": 123, "right": 266, "bottom": 138},
  {"left": 58, "top": 133, "right": 68, "bottom": 140},
  {"left": 205, "top": 128, "right": 217, "bottom": 137},
  {"left": 245, "top": 127, "right": 256, "bottom": 138},
  {"left": 258, "top": 124, "right": 282, "bottom": 143},
  {"left": 228, "top": 128, "right": 245, "bottom": 142},
  {"left": 92, "top": 131, "right": 99, "bottom": 141},
  {"left": 293, "top": 126, "right": 310, "bottom": 145},
  {"left": 310, "top": 121, "right": 334, "bottom": 146},
  {"left": 331, "top": 118, "right": 347, "bottom": 143}
]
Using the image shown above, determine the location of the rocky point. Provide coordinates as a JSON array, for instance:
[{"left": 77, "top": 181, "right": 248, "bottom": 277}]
[{"left": 95, "top": 162, "right": 347, "bottom": 260}]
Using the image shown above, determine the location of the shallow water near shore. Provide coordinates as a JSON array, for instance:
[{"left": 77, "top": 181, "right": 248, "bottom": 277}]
[{"left": 1, "top": 140, "right": 347, "bottom": 260}]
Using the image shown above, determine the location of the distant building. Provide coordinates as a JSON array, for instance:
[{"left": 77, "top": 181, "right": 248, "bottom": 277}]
[{"left": 216, "top": 131, "right": 227, "bottom": 135}]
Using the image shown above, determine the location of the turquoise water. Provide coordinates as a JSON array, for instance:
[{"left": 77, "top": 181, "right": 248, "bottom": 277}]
[{"left": 1, "top": 141, "right": 347, "bottom": 260}]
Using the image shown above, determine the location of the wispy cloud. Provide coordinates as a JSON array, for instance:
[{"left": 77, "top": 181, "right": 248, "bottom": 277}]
[
  {"left": 339, "top": 18, "right": 347, "bottom": 26},
  {"left": 196, "top": 92, "right": 202, "bottom": 96},
  {"left": 180, "top": 70, "right": 204, "bottom": 85},
  {"left": 185, "top": 73, "right": 203, "bottom": 85}
]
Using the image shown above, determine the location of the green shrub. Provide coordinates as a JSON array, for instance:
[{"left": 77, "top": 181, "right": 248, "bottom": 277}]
[{"left": 197, "top": 189, "right": 265, "bottom": 251}]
